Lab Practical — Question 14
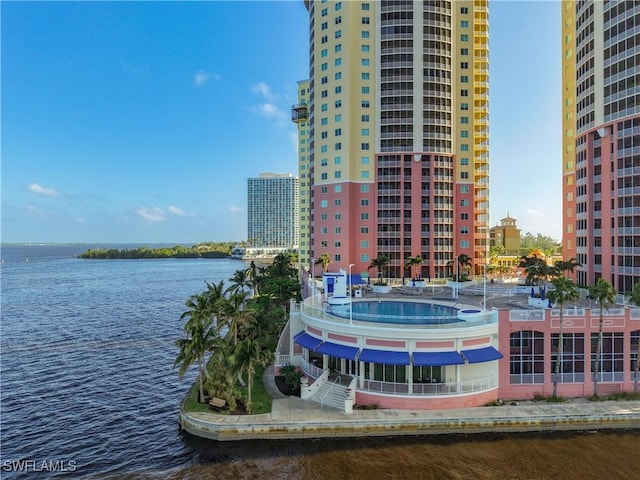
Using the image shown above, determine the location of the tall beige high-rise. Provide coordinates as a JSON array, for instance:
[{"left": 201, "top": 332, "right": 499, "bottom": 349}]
[
  {"left": 562, "top": 0, "right": 640, "bottom": 292},
  {"left": 296, "top": 0, "right": 489, "bottom": 279}
]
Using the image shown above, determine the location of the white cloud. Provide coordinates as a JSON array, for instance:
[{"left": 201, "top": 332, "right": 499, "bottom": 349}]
[
  {"left": 194, "top": 70, "right": 219, "bottom": 86},
  {"left": 228, "top": 206, "right": 243, "bottom": 214},
  {"left": 251, "top": 81, "right": 274, "bottom": 101},
  {"left": 168, "top": 205, "right": 188, "bottom": 216},
  {"left": 135, "top": 206, "right": 166, "bottom": 222},
  {"left": 252, "top": 103, "right": 287, "bottom": 122},
  {"left": 28, "top": 183, "right": 59, "bottom": 198}
]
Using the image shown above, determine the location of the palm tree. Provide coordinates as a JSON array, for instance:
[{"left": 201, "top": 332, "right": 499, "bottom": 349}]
[
  {"left": 554, "top": 258, "right": 582, "bottom": 278},
  {"left": 314, "top": 253, "right": 331, "bottom": 273},
  {"left": 232, "top": 336, "right": 274, "bottom": 413},
  {"left": 368, "top": 254, "right": 390, "bottom": 284},
  {"left": 546, "top": 276, "right": 580, "bottom": 399},
  {"left": 450, "top": 254, "right": 472, "bottom": 281},
  {"left": 175, "top": 293, "right": 216, "bottom": 403},
  {"left": 588, "top": 278, "right": 617, "bottom": 397},
  {"left": 227, "top": 268, "right": 253, "bottom": 297},
  {"left": 525, "top": 258, "right": 558, "bottom": 293},
  {"left": 219, "top": 290, "right": 255, "bottom": 345},
  {"left": 246, "top": 261, "right": 259, "bottom": 296},
  {"left": 626, "top": 282, "right": 640, "bottom": 393},
  {"left": 405, "top": 255, "right": 423, "bottom": 279}
]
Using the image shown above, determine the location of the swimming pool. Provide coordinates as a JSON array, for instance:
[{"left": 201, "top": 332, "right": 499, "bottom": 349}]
[{"left": 326, "top": 300, "right": 461, "bottom": 325}]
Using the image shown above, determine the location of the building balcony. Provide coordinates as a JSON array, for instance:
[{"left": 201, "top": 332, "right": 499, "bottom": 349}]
[{"left": 291, "top": 104, "right": 308, "bottom": 123}]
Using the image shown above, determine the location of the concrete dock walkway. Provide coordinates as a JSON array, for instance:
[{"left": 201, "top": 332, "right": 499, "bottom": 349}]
[{"left": 179, "top": 366, "right": 640, "bottom": 441}]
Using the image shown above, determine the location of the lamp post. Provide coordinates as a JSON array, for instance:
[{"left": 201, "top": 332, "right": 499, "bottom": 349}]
[
  {"left": 311, "top": 257, "right": 316, "bottom": 303},
  {"left": 349, "top": 263, "right": 355, "bottom": 325},
  {"left": 483, "top": 263, "right": 487, "bottom": 312}
]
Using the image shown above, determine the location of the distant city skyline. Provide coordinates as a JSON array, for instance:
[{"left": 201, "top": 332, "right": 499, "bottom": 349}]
[{"left": 2, "top": 1, "right": 562, "bottom": 244}]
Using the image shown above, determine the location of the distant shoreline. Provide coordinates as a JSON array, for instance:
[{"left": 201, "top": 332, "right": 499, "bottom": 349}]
[{"left": 77, "top": 242, "right": 237, "bottom": 260}]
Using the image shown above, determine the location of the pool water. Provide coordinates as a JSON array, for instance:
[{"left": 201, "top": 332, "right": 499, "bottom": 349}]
[{"left": 327, "top": 300, "right": 461, "bottom": 325}]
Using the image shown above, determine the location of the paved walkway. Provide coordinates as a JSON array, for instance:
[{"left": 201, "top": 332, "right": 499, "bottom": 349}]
[{"left": 179, "top": 367, "right": 640, "bottom": 441}]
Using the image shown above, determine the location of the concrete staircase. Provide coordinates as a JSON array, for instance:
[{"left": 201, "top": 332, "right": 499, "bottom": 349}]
[{"left": 309, "top": 377, "right": 350, "bottom": 411}]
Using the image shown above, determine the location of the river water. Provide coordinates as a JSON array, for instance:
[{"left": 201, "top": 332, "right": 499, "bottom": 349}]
[{"left": 1, "top": 244, "right": 638, "bottom": 479}]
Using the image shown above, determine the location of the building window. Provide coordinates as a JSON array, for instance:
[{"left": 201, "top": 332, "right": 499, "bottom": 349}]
[
  {"left": 460, "top": 240, "right": 469, "bottom": 248},
  {"left": 335, "top": 227, "right": 341, "bottom": 234},
  {"left": 360, "top": 240, "right": 369, "bottom": 248},
  {"left": 335, "top": 128, "right": 342, "bottom": 136},
  {"left": 321, "top": 35, "right": 328, "bottom": 43},
  {"left": 335, "top": 171, "right": 342, "bottom": 179},
  {"left": 461, "top": 213, "right": 469, "bottom": 220},
  {"left": 321, "top": 8, "right": 327, "bottom": 16},
  {"left": 321, "top": 173, "right": 328, "bottom": 180},
  {"left": 335, "top": 16, "right": 341, "bottom": 25},
  {"left": 461, "top": 7, "right": 468, "bottom": 14},
  {"left": 321, "top": 158, "right": 328, "bottom": 166},
  {"left": 320, "top": 200, "right": 328, "bottom": 208},
  {"left": 461, "top": 117, "right": 469, "bottom": 124},
  {"left": 362, "top": 58, "right": 370, "bottom": 66},
  {"left": 362, "top": 86, "right": 370, "bottom": 94},
  {"left": 551, "top": 333, "right": 585, "bottom": 383},
  {"left": 360, "top": 227, "right": 369, "bottom": 233},
  {"left": 510, "top": 331, "right": 545, "bottom": 384},
  {"left": 335, "top": 1, "right": 342, "bottom": 10},
  {"left": 461, "top": 130, "right": 469, "bottom": 138},
  {"left": 321, "top": 48, "right": 328, "bottom": 57},
  {"left": 335, "top": 30, "right": 342, "bottom": 38},
  {"left": 334, "top": 185, "right": 342, "bottom": 193},
  {"left": 320, "top": 213, "right": 327, "bottom": 220},
  {"left": 460, "top": 48, "right": 469, "bottom": 55},
  {"left": 591, "top": 332, "right": 624, "bottom": 382},
  {"left": 360, "top": 184, "right": 369, "bottom": 192},
  {"left": 321, "top": 117, "right": 328, "bottom": 125},
  {"left": 361, "top": 171, "right": 370, "bottom": 178},
  {"left": 461, "top": 34, "right": 468, "bottom": 41},
  {"left": 362, "top": 114, "right": 370, "bottom": 121},
  {"left": 461, "top": 89, "right": 469, "bottom": 96},
  {"left": 335, "top": 114, "right": 342, "bottom": 122},
  {"left": 362, "top": 128, "right": 370, "bottom": 136},
  {"left": 360, "top": 254, "right": 369, "bottom": 262},
  {"left": 335, "top": 86, "right": 342, "bottom": 94},
  {"left": 461, "top": 185, "right": 469, "bottom": 193},
  {"left": 361, "top": 143, "right": 370, "bottom": 150},
  {"left": 461, "top": 75, "right": 469, "bottom": 83},
  {"left": 362, "top": 17, "right": 370, "bottom": 24},
  {"left": 461, "top": 144, "right": 469, "bottom": 151},
  {"left": 334, "top": 254, "right": 341, "bottom": 261},
  {"left": 461, "top": 20, "right": 469, "bottom": 28},
  {"left": 335, "top": 58, "right": 342, "bottom": 66},
  {"left": 362, "top": 45, "right": 370, "bottom": 52},
  {"left": 361, "top": 156, "right": 370, "bottom": 164},
  {"left": 361, "top": 199, "right": 369, "bottom": 206},
  {"left": 334, "top": 156, "right": 342, "bottom": 164},
  {"left": 461, "top": 62, "right": 469, "bottom": 69},
  {"left": 461, "top": 172, "right": 469, "bottom": 179},
  {"left": 335, "top": 100, "right": 342, "bottom": 108},
  {"left": 335, "top": 199, "right": 341, "bottom": 206},
  {"left": 361, "top": 213, "right": 369, "bottom": 220},
  {"left": 334, "top": 240, "right": 341, "bottom": 247},
  {"left": 461, "top": 227, "right": 469, "bottom": 234},
  {"left": 335, "top": 142, "right": 342, "bottom": 150},
  {"left": 335, "top": 72, "right": 342, "bottom": 80},
  {"left": 362, "top": 31, "right": 370, "bottom": 38},
  {"left": 461, "top": 103, "right": 469, "bottom": 110}
]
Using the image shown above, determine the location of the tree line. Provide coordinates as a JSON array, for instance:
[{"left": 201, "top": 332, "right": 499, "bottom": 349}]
[
  {"left": 78, "top": 242, "right": 236, "bottom": 259},
  {"left": 174, "top": 253, "right": 301, "bottom": 413}
]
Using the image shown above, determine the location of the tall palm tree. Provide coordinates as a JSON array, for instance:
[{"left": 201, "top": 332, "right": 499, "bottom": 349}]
[
  {"left": 626, "top": 281, "right": 640, "bottom": 393},
  {"left": 451, "top": 254, "right": 472, "bottom": 281},
  {"left": 227, "top": 268, "right": 253, "bottom": 296},
  {"left": 232, "top": 336, "right": 274, "bottom": 413},
  {"left": 525, "top": 258, "right": 558, "bottom": 293},
  {"left": 547, "top": 276, "right": 580, "bottom": 399},
  {"left": 219, "top": 290, "right": 255, "bottom": 345},
  {"left": 368, "top": 254, "right": 390, "bottom": 284},
  {"left": 588, "top": 278, "right": 617, "bottom": 397},
  {"left": 314, "top": 253, "right": 331, "bottom": 273},
  {"left": 176, "top": 293, "right": 216, "bottom": 403},
  {"left": 246, "top": 261, "right": 259, "bottom": 296}
]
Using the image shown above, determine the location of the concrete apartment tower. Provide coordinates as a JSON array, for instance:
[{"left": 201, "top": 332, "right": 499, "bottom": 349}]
[
  {"left": 562, "top": 0, "right": 640, "bottom": 292},
  {"left": 292, "top": 80, "right": 311, "bottom": 268},
  {"left": 299, "top": 0, "right": 489, "bottom": 279},
  {"left": 247, "top": 173, "right": 299, "bottom": 249}
]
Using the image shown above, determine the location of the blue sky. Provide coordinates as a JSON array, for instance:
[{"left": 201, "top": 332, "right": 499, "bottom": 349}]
[{"left": 1, "top": 1, "right": 562, "bottom": 244}]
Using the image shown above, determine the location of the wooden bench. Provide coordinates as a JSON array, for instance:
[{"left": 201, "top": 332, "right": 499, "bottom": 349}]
[{"left": 208, "top": 397, "right": 226, "bottom": 409}]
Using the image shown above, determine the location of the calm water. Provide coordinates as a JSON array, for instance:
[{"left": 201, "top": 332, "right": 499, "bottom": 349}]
[
  {"left": 328, "top": 300, "right": 460, "bottom": 324},
  {"left": 1, "top": 244, "right": 638, "bottom": 479}
]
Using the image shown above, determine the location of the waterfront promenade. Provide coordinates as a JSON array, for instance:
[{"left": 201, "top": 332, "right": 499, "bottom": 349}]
[{"left": 179, "top": 366, "right": 640, "bottom": 442}]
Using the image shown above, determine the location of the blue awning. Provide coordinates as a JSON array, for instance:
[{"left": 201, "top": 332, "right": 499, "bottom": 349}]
[
  {"left": 461, "top": 346, "right": 504, "bottom": 364},
  {"left": 348, "top": 274, "right": 365, "bottom": 285},
  {"left": 413, "top": 351, "right": 464, "bottom": 366},
  {"left": 293, "top": 331, "right": 323, "bottom": 351},
  {"left": 359, "top": 349, "right": 410, "bottom": 365},
  {"left": 316, "top": 341, "right": 360, "bottom": 360}
]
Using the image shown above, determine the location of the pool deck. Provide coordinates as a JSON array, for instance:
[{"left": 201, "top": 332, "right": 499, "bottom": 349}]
[{"left": 179, "top": 365, "right": 640, "bottom": 442}]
